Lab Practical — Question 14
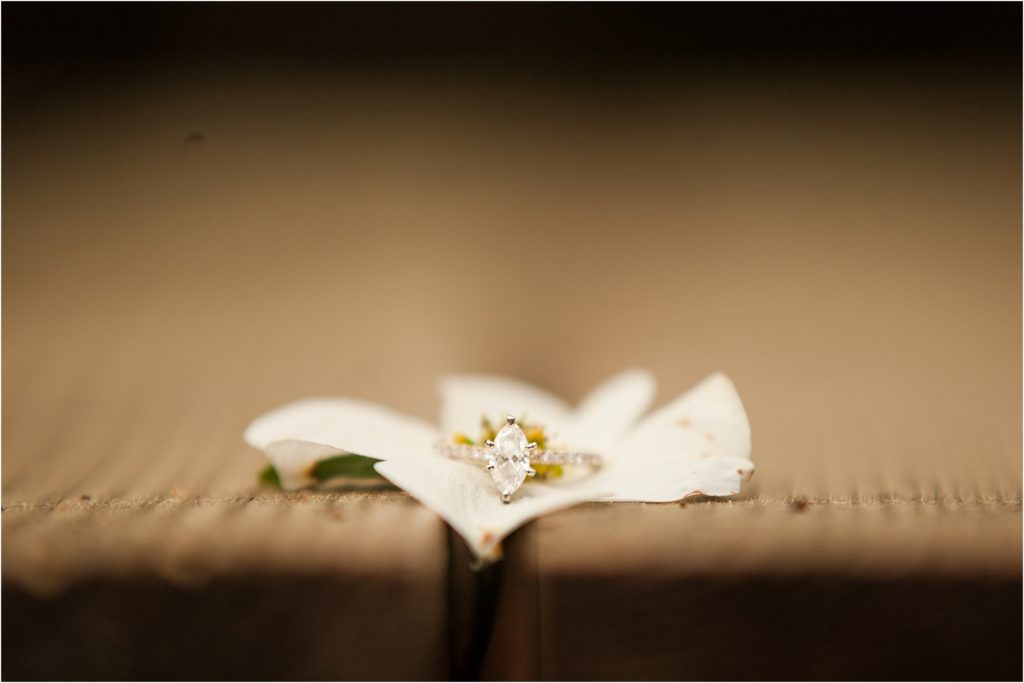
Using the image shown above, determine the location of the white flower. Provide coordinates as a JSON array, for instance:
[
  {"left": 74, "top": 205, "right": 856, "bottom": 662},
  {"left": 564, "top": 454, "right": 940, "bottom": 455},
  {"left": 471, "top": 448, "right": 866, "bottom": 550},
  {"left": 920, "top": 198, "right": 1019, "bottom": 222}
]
[{"left": 245, "top": 369, "right": 754, "bottom": 560}]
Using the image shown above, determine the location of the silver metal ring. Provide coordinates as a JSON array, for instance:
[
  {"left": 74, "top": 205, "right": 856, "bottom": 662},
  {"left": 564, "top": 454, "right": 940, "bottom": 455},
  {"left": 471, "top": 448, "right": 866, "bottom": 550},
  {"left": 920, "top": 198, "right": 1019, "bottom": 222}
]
[{"left": 435, "top": 415, "right": 602, "bottom": 503}]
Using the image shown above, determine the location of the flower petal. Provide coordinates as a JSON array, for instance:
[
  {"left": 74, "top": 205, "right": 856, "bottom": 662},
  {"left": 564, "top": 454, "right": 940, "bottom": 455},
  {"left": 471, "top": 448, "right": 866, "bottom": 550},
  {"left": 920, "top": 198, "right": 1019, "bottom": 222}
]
[
  {"left": 264, "top": 439, "right": 346, "bottom": 490},
  {"left": 570, "top": 454, "right": 755, "bottom": 502},
  {"left": 566, "top": 373, "right": 754, "bottom": 502},
  {"left": 375, "top": 457, "right": 596, "bottom": 560},
  {"left": 245, "top": 398, "right": 439, "bottom": 461},
  {"left": 622, "top": 372, "right": 751, "bottom": 459},
  {"left": 557, "top": 368, "right": 657, "bottom": 452},
  {"left": 437, "top": 374, "right": 570, "bottom": 439}
]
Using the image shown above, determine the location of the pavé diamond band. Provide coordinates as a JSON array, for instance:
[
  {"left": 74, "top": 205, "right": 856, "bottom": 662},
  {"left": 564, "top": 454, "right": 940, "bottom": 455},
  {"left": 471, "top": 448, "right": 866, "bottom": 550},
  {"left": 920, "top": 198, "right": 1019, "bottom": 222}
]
[
  {"left": 435, "top": 415, "right": 602, "bottom": 503},
  {"left": 436, "top": 442, "right": 603, "bottom": 467}
]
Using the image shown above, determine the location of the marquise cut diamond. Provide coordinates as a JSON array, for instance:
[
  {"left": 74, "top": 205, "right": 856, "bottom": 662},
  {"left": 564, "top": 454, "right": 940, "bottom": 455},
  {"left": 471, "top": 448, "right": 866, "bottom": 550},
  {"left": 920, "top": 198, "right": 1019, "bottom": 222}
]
[{"left": 489, "top": 421, "right": 530, "bottom": 500}]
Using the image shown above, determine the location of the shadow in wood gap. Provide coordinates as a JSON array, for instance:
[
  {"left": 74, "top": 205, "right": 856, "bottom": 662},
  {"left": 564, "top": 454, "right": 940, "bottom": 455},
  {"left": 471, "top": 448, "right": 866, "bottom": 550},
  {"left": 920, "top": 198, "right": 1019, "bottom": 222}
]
[{"left": 448, "top": 527, "right": 505, "bottom": 681}]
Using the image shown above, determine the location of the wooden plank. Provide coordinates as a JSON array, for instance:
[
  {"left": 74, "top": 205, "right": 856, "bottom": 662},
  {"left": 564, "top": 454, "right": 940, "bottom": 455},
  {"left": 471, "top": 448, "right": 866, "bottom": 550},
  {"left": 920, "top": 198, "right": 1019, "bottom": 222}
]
[
  {"left": 481, "top": 501, "right": 1021, "bottom": 680},
  {"left": 2, "top": 494, "right": 450, "bottom": 680}
]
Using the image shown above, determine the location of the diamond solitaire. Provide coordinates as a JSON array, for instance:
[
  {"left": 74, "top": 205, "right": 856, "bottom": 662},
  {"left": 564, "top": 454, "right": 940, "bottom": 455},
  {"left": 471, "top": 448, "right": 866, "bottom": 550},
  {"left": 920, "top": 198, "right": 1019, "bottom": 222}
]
[{"left": 485, "top": 416, "right": 538, "bottom": 503}]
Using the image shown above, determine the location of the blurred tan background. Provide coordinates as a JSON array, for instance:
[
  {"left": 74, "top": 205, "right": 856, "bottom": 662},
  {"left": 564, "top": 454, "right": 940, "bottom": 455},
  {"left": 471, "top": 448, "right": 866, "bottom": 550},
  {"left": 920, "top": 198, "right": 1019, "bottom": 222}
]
[
  {"left": 4, "top": 64, "right": 1019, "bottom": 503},
  {"left": 3, "top": 4, "right": 1020, "bottom": 680}
]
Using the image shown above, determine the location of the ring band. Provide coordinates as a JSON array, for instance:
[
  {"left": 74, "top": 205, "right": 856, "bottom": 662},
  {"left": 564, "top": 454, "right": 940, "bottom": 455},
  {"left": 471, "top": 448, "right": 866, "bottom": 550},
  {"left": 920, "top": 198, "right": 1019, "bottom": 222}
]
[{"left": 435, "top": 441, "right": 603, "bottom": 468}]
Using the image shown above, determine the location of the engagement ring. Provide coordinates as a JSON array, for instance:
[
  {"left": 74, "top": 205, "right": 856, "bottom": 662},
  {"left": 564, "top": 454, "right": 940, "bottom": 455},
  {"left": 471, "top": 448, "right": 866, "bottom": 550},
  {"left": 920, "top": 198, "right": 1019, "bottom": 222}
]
[{"left": 435, "top": 415, "right": 602, "bottom": 503}]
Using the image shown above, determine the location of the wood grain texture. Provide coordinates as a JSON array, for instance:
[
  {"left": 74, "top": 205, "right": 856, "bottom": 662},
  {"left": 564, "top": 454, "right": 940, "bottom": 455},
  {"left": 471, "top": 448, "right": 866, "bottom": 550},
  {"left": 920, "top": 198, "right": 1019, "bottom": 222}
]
[
  {"left": 480, "top": 501, "right": 1021, "bottom": 679},
  {"left": 2, "top": 493, "right": 451, "bottom": 680}
]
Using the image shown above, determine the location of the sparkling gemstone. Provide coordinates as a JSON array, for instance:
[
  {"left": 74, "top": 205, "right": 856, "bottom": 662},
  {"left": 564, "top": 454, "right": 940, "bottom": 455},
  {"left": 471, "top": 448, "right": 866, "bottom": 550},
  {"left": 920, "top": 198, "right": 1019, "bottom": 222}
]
[{"left": 490, "top": 421, "right": 530, "bottom": 498}]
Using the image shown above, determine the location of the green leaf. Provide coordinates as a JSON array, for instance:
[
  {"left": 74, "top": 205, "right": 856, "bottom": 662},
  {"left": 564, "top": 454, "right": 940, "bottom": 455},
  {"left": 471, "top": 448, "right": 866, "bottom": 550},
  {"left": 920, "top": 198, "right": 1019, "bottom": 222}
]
[
  {"left": 258, "top": 464, "right": 281, "bottom": 487},
  {"left": 257, "top": 454, "right": 383, "bottom": 489},
  {"left": 311, "top": 454, "right": 382, "bottom": 481}
]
